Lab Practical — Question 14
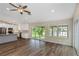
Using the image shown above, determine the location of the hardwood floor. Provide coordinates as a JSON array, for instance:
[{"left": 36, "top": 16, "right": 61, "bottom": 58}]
[{"left": 0, "top": 38, "right": 77, "bottom": 56}]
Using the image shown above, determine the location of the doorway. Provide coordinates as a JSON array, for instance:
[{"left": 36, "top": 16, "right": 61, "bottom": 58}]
[
  {"left": 74, "top": 19, "right": 79, "bottom": 55},
  {"left": 32, "top": 26, "right": 45, "bottom": 40}
]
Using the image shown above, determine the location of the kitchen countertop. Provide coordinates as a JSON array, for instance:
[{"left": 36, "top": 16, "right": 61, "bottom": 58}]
[{"left": 0, "top": 34, "right": 17, "bottom": 36}]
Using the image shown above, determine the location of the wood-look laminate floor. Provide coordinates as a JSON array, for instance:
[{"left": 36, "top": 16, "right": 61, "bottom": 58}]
[{"left": 0, "top": 38, "right": 77, "bottom": 56}]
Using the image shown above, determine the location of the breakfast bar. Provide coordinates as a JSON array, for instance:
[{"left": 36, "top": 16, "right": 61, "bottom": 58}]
[{"left": 0, "top": 34, "right": 17, "bottom": 44}]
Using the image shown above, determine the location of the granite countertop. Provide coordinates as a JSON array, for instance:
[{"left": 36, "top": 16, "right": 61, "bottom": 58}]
[{"left": 0, "top": 34, "right": 17, "bottom": 36}]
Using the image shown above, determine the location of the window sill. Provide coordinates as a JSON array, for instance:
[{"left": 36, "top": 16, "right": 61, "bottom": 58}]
[{"left": 50, "top": 36, "right": 68, "bottom": 39}]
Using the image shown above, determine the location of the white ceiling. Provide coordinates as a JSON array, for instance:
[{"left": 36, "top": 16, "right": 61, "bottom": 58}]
[{"left": 0, "top": 3, "right": 76, "bottom": 24}]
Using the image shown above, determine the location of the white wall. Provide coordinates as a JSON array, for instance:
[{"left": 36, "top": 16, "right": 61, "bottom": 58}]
[
  {"left": 18, "top": 24, "right": 30, "bottom": 38},
  {"left": 29, "top": 18, "right": 73, "bottom": 46}
]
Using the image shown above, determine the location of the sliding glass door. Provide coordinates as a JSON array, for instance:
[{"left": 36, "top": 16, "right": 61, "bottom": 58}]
[{"left": 32, "top": 26, "right": 45, "bottom": 39}]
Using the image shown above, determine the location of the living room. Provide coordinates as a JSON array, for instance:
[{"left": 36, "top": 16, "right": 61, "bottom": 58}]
[{"left": 0, "top": 3, "right": 79, "bottom": 56}]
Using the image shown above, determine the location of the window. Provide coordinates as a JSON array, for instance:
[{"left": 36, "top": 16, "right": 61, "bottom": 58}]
[
  {"left": 58, "top": 25, "right": 68, "bottom": 38},
  {"left": 49, "top": 25, "right": 68, "bottom": 38},
  {"left": 50, "top": 26, "right": 57, "bottom": 37}
]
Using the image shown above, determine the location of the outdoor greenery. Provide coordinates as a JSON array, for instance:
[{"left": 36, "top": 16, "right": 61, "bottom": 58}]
[{"left": 32, "top": 26, "right": 45, "bottom": 39}]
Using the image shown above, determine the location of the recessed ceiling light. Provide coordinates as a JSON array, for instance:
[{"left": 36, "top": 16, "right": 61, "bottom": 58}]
[
  {"left": 6, "top": 8, "right": 10, "bottom": 10},
  {"left": 51, "top": 9, "right": 55, "bottom": 13}
]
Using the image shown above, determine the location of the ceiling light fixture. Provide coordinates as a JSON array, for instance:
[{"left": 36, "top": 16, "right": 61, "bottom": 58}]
[
  {"left": 51, "top": 9, "right": 55, "bottom": 13},
  {"left": 7, "top": 3, "right": 31, "bottom": 15}
]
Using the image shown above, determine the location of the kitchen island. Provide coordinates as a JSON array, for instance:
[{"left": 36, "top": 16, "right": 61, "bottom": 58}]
[{"left": 0, "top": 34, "right": 17, "bottom": 44}]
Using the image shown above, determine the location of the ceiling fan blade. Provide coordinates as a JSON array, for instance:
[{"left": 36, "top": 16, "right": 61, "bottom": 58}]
[
  {"left": 24, "top": 10, "right": 31, "bottom": 15},
  {"left": 23, "top": 6, "right": 27, "bottom": 9},
  {"left": 9, "top": 9, "right": 17, "bottom": 11},
  {"left": 9, "top": 3, "right": 18, "bottom": 8},
  {"left": 19, "top": 5, "right": 22, "bottom": 7}
]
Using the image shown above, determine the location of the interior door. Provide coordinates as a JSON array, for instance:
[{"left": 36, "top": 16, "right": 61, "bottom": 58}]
[{"left": 74, "top": 19, "right": 79, "bottom": 55}]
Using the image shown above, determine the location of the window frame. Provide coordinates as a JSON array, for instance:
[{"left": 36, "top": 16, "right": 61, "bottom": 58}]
[
  {"left": 51, "top": 26, "right": 58, "bottom": 37},
  {"left": 58, "top": 25, "right": 68, "bottom": 38},
  {"left": 49, "top": 25, "right": 68, "bottom": 38}
]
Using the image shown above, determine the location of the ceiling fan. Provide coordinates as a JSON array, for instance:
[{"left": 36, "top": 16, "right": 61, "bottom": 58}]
[{"left": 7, "top": 3, "right": 31, "bottom": 15}]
